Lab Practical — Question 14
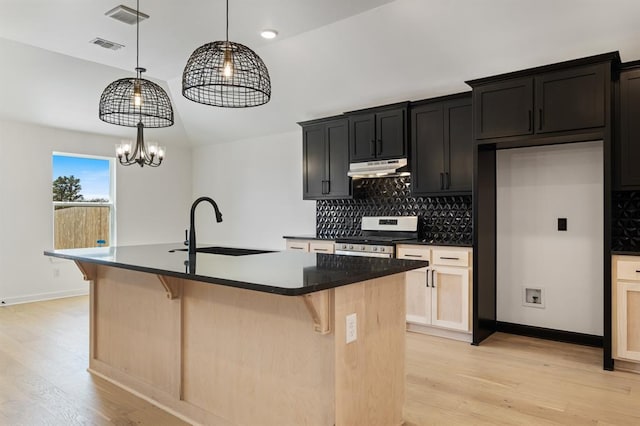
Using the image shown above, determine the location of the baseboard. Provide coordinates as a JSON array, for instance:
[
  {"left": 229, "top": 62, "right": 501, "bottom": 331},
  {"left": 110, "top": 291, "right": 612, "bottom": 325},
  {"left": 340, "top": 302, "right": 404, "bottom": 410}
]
[
  {"left": 614, "top": 359, "right": 640, "bottom": 374},
  {"left": 496, "top": 321, "right": 603, "bottom": 348},
  {"left": 406, "top": 323, "right": 472, "bottom": 343},
  {"left": 0, "top": 289, "right": 89, "bottom": 306}
]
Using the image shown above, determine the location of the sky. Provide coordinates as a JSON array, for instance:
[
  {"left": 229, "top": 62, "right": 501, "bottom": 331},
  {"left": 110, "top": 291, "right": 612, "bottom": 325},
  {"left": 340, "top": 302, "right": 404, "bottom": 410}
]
[{"left": 52, "top": 155, "right": 111, "bottom": 201}]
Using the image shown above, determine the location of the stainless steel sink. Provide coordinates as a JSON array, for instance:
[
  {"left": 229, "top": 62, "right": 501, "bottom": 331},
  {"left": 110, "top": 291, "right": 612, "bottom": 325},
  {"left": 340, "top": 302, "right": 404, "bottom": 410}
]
[{"left": 168, "top": 246, "right": 273, "bottom": 256}]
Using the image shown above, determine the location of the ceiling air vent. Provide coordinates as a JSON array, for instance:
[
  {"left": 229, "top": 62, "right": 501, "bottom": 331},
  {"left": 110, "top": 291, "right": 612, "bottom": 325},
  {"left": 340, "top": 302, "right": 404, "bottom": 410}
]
[
  {"left": 90, "top": 37, "right": 125, "bottom": 51},
  {"left": 105, "top": 5, "right": 149, "bottom": 25}
]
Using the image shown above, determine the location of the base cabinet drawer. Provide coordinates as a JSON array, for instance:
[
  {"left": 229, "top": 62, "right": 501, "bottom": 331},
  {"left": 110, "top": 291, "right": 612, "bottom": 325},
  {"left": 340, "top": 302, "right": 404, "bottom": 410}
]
[
  {"left": 286, "top": 240, "right": 310, "bottom": 252},
  {"left": 309, "top": 241, "right": 335, "bottom": 254},
  {"left": 285, "top": 239, "right": 335, "bottom": 253}
]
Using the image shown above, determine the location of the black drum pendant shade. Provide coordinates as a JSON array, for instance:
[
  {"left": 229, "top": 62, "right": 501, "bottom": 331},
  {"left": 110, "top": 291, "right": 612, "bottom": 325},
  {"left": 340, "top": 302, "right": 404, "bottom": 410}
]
[
  {"left": 182, "top": 0, "right": 271, "bottom": 108},
  {"left": 99, "top": 72, "right": 174, "bottom": 128}
]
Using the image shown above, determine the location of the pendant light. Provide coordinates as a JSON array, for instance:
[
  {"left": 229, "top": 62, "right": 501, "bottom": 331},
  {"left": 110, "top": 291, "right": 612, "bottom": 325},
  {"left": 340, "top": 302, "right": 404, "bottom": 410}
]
[
  {"left": 98, "top": 0, "right": 173, "bottom": 167},
  {"left": 182, "top": 0, "right": 271, "bottom": 108}
]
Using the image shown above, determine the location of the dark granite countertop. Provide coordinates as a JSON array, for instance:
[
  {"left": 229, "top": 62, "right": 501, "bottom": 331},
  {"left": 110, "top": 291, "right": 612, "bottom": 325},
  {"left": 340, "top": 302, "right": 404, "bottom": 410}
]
[
  {"left": 283, "top": 235, "right": 334, "bottom": 241},
  {"left": 611, "top": 250, "right": 640, "bottom": 256},
  {"left": 44, "top": 243, "right": 428, "bottom": 296}
]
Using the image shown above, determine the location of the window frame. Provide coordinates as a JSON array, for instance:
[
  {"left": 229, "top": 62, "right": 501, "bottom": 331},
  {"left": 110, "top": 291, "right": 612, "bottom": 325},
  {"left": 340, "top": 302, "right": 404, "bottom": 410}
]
[{"left": 52, "top": 152, "right": 116, "bottom": 249}]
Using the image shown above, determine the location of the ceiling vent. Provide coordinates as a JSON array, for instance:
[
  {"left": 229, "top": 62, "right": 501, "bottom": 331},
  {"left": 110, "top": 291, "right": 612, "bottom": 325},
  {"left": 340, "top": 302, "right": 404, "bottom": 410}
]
[
  {"left": 105, "top": 5, "right": 149, "bottom": 25},
  {"left": 90, "top": 37, "right": 125, "bottom": 51}
]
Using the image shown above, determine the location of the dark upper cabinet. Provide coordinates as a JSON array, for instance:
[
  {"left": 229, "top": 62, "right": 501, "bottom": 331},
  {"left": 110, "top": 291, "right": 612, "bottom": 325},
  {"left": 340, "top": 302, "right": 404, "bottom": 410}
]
[
  {"left": 473, "top": 78, "right": 533, "bottom": 140},
  {"left": 535, "top": 65, "right": 606, "bottom": 134},
  {"left": 301, "top": 117, "right": 351, "bottom": 200},
  {"left": 411, "top": 95, "right": 472, "bottom": 195},
  {"left": 349, "top": 113, "right": 376, "bottom": 162},
  {"left": 348, "top": 103, "right": 408, "bottom": 162},
  {"left": 472, "top": 63, "right": 608, "bottom": 140},
  {"left": 616, "top": 68, "right": 640, "bottom": 189}
]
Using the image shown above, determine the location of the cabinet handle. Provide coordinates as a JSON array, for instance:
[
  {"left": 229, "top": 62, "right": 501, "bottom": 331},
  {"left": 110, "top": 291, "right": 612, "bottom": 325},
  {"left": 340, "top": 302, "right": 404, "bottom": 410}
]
[
  {"left": 377, "top": 139, "right": 382, "bottom": 155},
  {"left": 528, "top": 110, "right": 532, "bottom": 131},
  {"left": 313, "top": 248, "right": 329, "bottom": 252},
  {"left": 636, "top": 270, "right": 640, "bottom": 273},
  {"left": 440, "top": 256, "right": 460, "bottom": 260},
  {"left": 440, "top": 172, "right": 444, "bottom": 190},
  {"left": 370, "top": 140, "right": 376, "bottom": 156},
  {"left": 321, "top": 180, "right": 331, "bottom": 195},
  {"left": 445, "top": 172, "right": 450, "bottom": 189},
  {"left": 538, "top": 109, "right": 543, "bottom": 130},
  {"left": 431, "top": 269, "right": 436, "bottom": 288},
  {"left": 404, "top": 254, "right": 424, "bottom": 258},
  {"left": 426, "top": 268, "right": 430, "bottom": 287},
  {"left": 290, "top": 247, "right": 305, "bottom": 250}
]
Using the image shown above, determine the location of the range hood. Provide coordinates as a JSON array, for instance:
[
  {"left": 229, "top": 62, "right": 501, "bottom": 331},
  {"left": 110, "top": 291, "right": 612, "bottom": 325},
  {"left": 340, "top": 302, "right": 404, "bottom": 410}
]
[{"left": 347, "top": 158, "right": 409, "bottom": 178}]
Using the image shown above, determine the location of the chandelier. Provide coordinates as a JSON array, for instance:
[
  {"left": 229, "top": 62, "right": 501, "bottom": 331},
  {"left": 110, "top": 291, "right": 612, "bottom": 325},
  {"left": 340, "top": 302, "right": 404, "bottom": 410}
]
[
  {"left": 182, "top": 0, "right": 271, "bottom": 108},
  {"left": 98, "top": 0, "right": 173, "bottom": 167}
]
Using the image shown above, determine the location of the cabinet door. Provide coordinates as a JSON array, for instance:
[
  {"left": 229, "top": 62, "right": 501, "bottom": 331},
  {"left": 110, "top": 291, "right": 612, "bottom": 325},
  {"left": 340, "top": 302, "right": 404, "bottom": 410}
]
[
  {"left": 349, "top": 113, "right": 376, "bottom": 162},
  {"left": 444, "top": 99, "right": 472, "bottom": 192},
  {"left": 406, "top": 268, "right": 431, "bottom": 325},
  {"left": 617, "top": 69, "right": 640, "bottom": 188},
  {"left": 616, "top": 281, "right": 640, "bottom": 361},
  {"left": 431, "top": 266, "right": 470, "bottom": 331},
  {"left": 302, "top": 124, "right": 325, "bottom": 199},
  {"left": 535, "top": 64, "right": 605, "bottom": 134},
  {"left": 325, "top": 119, "right": 351, "bottom": 198},
  {"left": 411, "top": 103, "right": 445, "bottom": 195},
  {"left": 473, "top": 77, "right": 533, "bottom": 140},
  {"left": 376, "top": 108, "right": 407, "bottom": 160}
]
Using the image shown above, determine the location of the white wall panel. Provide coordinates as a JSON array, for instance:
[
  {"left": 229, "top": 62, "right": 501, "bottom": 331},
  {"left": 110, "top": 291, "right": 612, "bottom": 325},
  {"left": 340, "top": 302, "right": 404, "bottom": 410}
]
[{"left": 496, "top": 141, "right": 603, "bottom": 335}]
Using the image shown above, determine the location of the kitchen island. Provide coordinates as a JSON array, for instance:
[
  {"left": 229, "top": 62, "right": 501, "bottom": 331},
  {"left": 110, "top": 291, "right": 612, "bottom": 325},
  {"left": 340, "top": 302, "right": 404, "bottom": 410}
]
[{"left": 44, "top": 243, "right": 428, "bottom": 426}]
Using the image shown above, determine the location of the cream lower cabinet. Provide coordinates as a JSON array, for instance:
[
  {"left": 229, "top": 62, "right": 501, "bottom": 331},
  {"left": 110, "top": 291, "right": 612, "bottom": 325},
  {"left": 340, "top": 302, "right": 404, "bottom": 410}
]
[
  {"left": 286, "top": 239, "right": 335, "bottom": 254},
  {"left": 613, "top": 255, "right": 640, "bottom": 367},
  {"left": 399, "top": 245, "right": 472, "bottom": 341}
]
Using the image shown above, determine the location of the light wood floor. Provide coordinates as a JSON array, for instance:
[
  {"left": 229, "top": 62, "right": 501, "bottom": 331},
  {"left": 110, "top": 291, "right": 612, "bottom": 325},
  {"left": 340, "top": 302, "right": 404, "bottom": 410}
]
[{"left": 1, "top": 296, "right": 639, "bottom": 425}]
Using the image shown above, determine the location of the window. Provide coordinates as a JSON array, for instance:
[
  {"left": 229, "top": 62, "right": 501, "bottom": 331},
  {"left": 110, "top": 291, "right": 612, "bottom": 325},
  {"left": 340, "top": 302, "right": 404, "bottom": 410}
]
[{"left": 52, "top": 153, "right": 115, "bottom": 249}]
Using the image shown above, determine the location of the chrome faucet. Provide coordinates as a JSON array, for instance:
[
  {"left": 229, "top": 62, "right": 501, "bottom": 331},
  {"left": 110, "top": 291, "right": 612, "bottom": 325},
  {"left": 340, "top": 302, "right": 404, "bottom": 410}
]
[{"left": 186, "top": 197, "right": 223, "bottom": 255}]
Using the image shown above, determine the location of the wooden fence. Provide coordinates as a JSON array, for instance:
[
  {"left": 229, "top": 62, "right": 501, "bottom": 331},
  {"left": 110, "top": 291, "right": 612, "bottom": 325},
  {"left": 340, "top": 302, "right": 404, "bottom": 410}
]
[{"left": 54, "top": 206, "right": 110, "bottom": 249}]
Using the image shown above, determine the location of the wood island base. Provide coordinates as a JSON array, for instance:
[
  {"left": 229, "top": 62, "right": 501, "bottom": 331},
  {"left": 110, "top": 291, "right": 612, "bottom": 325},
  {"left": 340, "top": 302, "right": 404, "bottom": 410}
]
[{"left": 76, "top": 262, "right": 406, "bottom": 426}]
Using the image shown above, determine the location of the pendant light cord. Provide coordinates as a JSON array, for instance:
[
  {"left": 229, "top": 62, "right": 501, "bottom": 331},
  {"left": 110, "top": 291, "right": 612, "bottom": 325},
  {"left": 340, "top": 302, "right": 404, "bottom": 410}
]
[
  {"left": 136, "top": 0, "right": 140, "bottom": 72},
  {"left": 226, "top": 0, "right": 229, "bottom": 42}
]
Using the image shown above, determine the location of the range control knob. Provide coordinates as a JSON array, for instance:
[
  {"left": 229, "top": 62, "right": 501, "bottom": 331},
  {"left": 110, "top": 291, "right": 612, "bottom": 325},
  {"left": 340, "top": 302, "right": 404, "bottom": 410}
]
[
  {"left": 349, "top": 245, "right": 353, "bottom": 250},
  {"left": 373, "top": 246, "right": 378, "bottom": 252}
]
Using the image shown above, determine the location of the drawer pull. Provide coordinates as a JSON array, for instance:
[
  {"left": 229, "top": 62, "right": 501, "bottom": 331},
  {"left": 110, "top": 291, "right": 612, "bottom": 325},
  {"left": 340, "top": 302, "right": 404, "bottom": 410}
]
[
  {"left": 636, "top": 270, "right": 640, "bottom": 273},
  {"left": 313, "top": 248, "right": 328, "bottom": 252},
  {"left": 404, "top": 254, "right": 425, "bottom": 258},
  {"left": 290, "top": 247, "right": 305, "bottom": 250},
  {"left": 440, "top": 256, "right": 460, "bottom": 260}
]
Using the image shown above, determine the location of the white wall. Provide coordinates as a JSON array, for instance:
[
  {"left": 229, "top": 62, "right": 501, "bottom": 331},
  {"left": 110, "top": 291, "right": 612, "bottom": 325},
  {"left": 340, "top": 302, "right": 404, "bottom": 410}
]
[
  {"left": 0, "top": 119, "right": 192, "bottom": 305},
  {"left": 496, "top": 141, "right": 603, "bottom": 335},
  {"left": 191, "top": 131, "right": 316, "bottom": 251}
]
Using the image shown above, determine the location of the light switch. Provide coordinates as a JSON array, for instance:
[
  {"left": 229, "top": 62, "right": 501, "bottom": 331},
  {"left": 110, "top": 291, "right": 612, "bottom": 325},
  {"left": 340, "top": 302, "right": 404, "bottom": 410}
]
[{"left": 558, "top": 218, "right": 567, "bottom": 231}]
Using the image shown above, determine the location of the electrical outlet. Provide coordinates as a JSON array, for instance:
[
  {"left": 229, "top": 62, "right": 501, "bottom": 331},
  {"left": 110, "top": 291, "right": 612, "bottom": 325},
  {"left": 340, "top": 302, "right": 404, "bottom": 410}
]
[{"left": 346, "top": 313, "right": 357, "bottom": 343}]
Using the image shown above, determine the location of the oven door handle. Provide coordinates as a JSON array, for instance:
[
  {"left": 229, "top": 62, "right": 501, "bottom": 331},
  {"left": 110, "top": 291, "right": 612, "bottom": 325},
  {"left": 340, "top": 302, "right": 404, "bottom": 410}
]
[{"left": 334, "top": 250, "right": 392, "bottom": 258}]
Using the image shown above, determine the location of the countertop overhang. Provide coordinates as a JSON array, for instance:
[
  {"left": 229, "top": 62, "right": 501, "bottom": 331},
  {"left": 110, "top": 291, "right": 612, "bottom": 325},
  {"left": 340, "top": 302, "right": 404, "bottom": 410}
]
[{"left": 44, "top": 243, "right": 428, "bottom": 296}]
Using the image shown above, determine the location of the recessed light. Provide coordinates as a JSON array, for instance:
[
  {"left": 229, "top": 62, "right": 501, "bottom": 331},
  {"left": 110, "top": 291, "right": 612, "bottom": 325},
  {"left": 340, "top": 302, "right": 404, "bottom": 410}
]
[{"left": 260, "top": 29, "right": 278, "bottom": 40}]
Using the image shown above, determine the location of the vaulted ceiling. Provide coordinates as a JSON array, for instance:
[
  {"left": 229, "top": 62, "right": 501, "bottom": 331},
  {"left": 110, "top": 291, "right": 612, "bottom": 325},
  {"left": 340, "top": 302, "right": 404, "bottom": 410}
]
[{"left": 1, "top": 0, "right": 640, "bottom": 147}]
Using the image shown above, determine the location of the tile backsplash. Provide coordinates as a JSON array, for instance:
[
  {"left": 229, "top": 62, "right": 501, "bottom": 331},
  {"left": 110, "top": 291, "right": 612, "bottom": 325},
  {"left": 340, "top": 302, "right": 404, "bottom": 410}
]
[
  {"left": 613, "top": 191, "right": 640, "bottom": 252},
  {"left": 316, "top": 176, "right": 473, "bottom": 245}
]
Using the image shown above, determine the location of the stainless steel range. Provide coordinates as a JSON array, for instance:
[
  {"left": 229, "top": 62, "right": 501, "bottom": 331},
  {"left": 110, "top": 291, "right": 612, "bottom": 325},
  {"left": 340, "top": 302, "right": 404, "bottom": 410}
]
[{"left": 334, "top": 216, "right": 418, "bottom": 258}]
